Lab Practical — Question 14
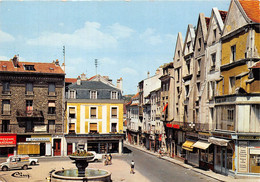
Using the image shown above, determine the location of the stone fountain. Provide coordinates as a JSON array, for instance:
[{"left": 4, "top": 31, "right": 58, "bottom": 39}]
[{"left": 51, "top": 150, "right": 111, "bottom": 182}]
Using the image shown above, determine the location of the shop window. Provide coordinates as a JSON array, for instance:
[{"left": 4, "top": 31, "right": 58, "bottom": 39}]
[
  {"left": 26, "top": 83, "right": 33, "bottom": 95},
  {"left": 2, "top": 100, "right": 10, "bottom": 115},
  {"left": 2, "top": 82, "right": 10, "bottom": 94},
  {"left": 90, "top": 107, "right": 97, "bottom": 118},
  {"left": 48, "top": 120, "right": 55, "bottom": 133},
  {"left": 2, "top": 120, "right": 10, "bottom": 132},
  {"left": 89, "top": 123, "right": 97, "bottom": 133},
  {"left": 111, "top": 123, "right": 117, "bottom": 133},
  {"left": 26, "top": 100, "right": 33, "bottom": 113},
  {"left": 111, "top": 107, "right": 117, "bottom": 118},
  {"left": 48, "top": 101, "right": 56, "bottom": 114},
  {"left": 250, "top": 154, "right": 260, "bottom": 173},
  {"left": 48, "top": 83, "right": 55, "bottom": 95}
]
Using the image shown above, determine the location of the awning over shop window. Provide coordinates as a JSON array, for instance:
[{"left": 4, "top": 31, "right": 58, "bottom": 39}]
[
  {"left": 192, "top": 140, "right": 211, "bottom": 150},
  {"left": 208, "top": 137, "right": 230, "bottom": 146},
  {"left": 182, "top": 140, "right": 195, "bottom": 151},
  {"left": 69, "top": 108, "right": 76, "bottom": 114}
]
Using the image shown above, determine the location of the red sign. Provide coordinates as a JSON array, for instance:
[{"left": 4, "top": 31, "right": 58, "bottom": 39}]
[
  {"left": 0, "top": 134, "right": 17, "bottom": 146},
  {"left": 166, "top": 123, "right": 180, "bottom": 129},
  {"left": 159, "top": 137, "right": 162, "bottom": 141}
]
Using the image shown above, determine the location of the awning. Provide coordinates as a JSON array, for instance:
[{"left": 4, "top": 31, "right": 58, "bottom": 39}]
[
  {"left": 162, "top": 103, "right": 168, "bottom": 112},
  {"left": 182, "top": 140, "right": 195, "bottom": 151},
  {"left": 208, "top": 137, "right": 230, "bottom": 146},
  {"left": 192, "top": 140, "right": 211, "bottom": 150}
]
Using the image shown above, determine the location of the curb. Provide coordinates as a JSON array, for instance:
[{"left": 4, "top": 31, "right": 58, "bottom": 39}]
[{"left": 124, "top": 143, "right": 226, "bottom": 182}]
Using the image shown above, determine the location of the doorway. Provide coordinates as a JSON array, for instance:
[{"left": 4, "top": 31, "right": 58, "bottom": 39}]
[
  {"left": 67, "top": 143, "right": 72, "bottom": 155},
  {"left": 40, "top": 143, "right": 45, "bottom": 156},
  {"left": 54, "top": 139, "right": 61, "bottom": 156}
]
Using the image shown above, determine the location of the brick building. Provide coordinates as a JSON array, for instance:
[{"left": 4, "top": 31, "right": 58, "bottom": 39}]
[{"left": 0, "top": 56, "right": 65, "bottom": 157}]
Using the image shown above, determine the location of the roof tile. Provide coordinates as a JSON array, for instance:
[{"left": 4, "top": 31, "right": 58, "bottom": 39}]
[{"left": 239, "top": 0, "right": 260, "bottom": 23}]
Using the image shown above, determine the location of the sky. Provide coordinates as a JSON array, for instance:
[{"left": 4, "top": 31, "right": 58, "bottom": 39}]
[{"left": 0, "top": 0, "right": 230, "bottom": 95}]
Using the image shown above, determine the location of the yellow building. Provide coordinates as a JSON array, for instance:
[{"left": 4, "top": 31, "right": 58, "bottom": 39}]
[{"left": 64, "top": 78, "right": 124, "bottom": 155}]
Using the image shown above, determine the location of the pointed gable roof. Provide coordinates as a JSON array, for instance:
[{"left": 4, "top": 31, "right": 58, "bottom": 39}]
[
  {"left": 173, "top": 32, "right": 184, "bottom": 62},
  {"left": 182, "top": 24, "right": 195, "bottom": 56},
  {"left": 239, "top": 0, "right": 260, "bottom": 23}
]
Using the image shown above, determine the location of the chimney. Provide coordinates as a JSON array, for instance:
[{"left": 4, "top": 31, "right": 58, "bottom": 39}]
[
  {"left": 77, "top": 76, "right": 81, "bottom": 85},
  {"left": 81, "top": 73, "right": 87, "bottom": 80},
  {"left": 12, "top": 55, "right": 19, "bottom": 68},
  {"left": 55, "top": 59, "right": 60, "bottom": 66},
  {"left": 147, "top": 71, "right": 150, "bottom": 78},
  {"left": 117, "top": 77, "right": 123, "bottom": 91}
]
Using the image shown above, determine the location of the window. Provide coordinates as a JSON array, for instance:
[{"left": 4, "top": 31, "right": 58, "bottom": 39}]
[
  {"left": 111, "top": 123, "right": 117, "bottom": 133},
  {"left": 26, "top": 120, "right": 33, "bottom": 132},
  {"left": 90, "top": 91, "right": 97, "bottom": 99},
  {"left": 187, "top": 61, "right": 191, "bottom": 74},
  {"left": 229, "top": 77, "right": 235, "bottom": 94},
  {"left": 213, "top": 29, "right": 217, "bottom": 42},
  {"left": 163, "top": 84, "right": 165, "bottom": 91},
  {"left": 69, "top": 90, "right": 76, "bottom": 99},
  {"left": 166, "top": 83, "right": 169, "bottom": 91},
  {"left": 211, "top": 53, "right": 216, "bottom": 70},
  {"left": 89, "top": 123, "right": 97, "bottom": 133},
  {"left": 2, "top": 120, "right": 10, "bottom": 132},
  {"left": 216, "top": 105, "right": 235, "bottom": 131},
  {"left": 26, "top": 83, "right": 33, "bottom": 94},
  {"left": 198, "top": 38, "right": 202, "bottom": 51},
  {"left": 111, "top": 91, "right": 118, "bottom": 99},
  {"left": 231, "top": 45, "right": 236, "bottom": 62},
  {"left": 24, "top": 65, "right": 35, "bottom": 71},
  {"left": 185, "top": 85, "right": 189, "bottom": 97},
  {"left": 2, "top": 100, "right": 10, "bottom": 115},
  {"left": 197, "top": 83, "right": 200, "bottom": 93},
  {"left": 2, "top": 82, "right": 10, "bottom": 94},
  {"left": 69, "top": 123, "right": 75, "bottom": 133},
  {"left": 26, "top": 100, "right": 33, "bottom": 113},
  {"left": 48, "top": 120, "right": 55, "bottom": 132},
  {"left": 90, "top": 107, "right": 97, "bottom": 118},
  {"left": 187, "top": 42, "right": 191, "bottom": 51},
  {"left": 48, "top": 83, "right": 55, "bottom": 94},
  {"left": 176, "top": 68, "right": 180, "bottom": 82},
  {"left": 178, "top": 50, "right": 180, "bottom": 57},
  {"left": 48, "top": 101, "right": 56, "bottom": 114},
  {"left": 69, "top": 107, "right": 76, "bottom": 118},
  {"left": 111, "top": 107, "right": 117, "bottom": 118},
  {"left": 197, "top": 59, "right": 201, "bottom": 74}
]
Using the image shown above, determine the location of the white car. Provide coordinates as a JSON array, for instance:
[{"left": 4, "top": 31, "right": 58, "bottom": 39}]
[
  {"left": 1, "top": 155, "right": 30, "bottom": 171},
  {"left": 29, "top": 157, "right": 39, "bottom": 165},
  {"left": 88, "top": 151, "right": 103, "bottom": 162}
]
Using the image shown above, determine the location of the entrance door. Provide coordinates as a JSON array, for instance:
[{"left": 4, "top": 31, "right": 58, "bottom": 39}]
[
  {"left": 40, "top": 143, "right": 45, "bottom": 156},
  {"left": 221, "top": 148, "right": 228, "bottom": 175},
  {"left": 54, "top": 139, "right": 61, "bottom": 156},
  {"left": 67, "top": 143, "right": 73, "bottom": 155}
]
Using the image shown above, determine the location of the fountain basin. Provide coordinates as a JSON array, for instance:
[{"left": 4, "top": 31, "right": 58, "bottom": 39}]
[{"left": 51, "top": 168, "right": 111, "bottom": 182}]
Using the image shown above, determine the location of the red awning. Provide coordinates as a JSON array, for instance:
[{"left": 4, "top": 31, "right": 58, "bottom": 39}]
[{"left": 162, "top": 103, "right": 168, "bottom": 112}]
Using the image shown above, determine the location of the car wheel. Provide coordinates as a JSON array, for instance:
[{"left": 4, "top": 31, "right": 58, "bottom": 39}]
[
  {"left": 2, "top": 166, "right": 8, "bottom": 171},
  {"left": 22, "top": 165, "right": 28, "bottom": 170},
  {"left": 31, "top": 161, "right": 36, "bottom": 165}
]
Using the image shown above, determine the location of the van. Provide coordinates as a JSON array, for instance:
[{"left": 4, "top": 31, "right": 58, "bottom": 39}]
[{"left": 0, "top": 155, "right": 30, "bottom": 171}]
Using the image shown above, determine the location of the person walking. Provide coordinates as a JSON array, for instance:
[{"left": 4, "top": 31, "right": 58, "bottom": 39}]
[
  {"left": 109, "top": 154, "right": 112, "bottom": 165},
  {"left": 130, "top": 160, "right": 135, "bottom": 174}
]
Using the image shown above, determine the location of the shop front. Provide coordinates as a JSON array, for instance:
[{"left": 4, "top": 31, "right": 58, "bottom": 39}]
[
  {"left": 0, "top": 134, "right": 17, "bottom": 157},
  {"left": 183, "top": 132, "right": 199, "bottom": 166},
  {"left": 208, "top": 136, "right": 234, "bottom": 176},
  {"left": 64, "top": 134, "right": 124, "bottom": 155}
]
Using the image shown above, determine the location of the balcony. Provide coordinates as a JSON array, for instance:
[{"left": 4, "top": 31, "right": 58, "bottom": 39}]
[{"left": 16, "top": 109, "right": 43, "bottom": 118}]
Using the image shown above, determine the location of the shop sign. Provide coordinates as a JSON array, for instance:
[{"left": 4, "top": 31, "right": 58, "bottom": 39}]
[
  {"left": 0, "top": 134, "right": 16, "bottom": 145},
  {"left": 238, "top": 141, "right": 248, "bottom": 173},
  {"left": 26, "top": 138, "right": 50, "bottom": 142},
  {"left": 198, "top": 132, "right": 211, "bottom": 140},
  {"left": 238, "top": 136, "right": 260, "bottom": 140},
  {"left": 166, "top": 123, "right": 180, "bottom": 129}
]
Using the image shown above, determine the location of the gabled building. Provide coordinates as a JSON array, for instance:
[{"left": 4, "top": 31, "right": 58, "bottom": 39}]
[
  {"left": 0, "top": 56, "right": 65, "bottom": 157},
  {"left": 65, "top": 78, "right": 124, "bottom": 155},
  {"left": 213, "top": 0, "right": 260, "bottom": 177}
]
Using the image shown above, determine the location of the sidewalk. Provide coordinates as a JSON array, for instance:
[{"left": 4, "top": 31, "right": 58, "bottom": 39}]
[{"left": 124, "top": 142, "right": 260, "bottom": 182}]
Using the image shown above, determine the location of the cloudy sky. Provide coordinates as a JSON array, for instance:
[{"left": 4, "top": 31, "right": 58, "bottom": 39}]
[{"left": 0, "top": 0, "right": 230, "bottom": 94}]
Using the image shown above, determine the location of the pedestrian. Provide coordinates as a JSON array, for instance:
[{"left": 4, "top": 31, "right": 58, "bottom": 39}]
[
  {"left": 109, "top": 154, "right": 112, "bottom": 165},
  {"left": 130, "top": 160, "right": 135, "bottom": 174},
  {"left": 104, "top": 155, "right": 108, "bottom": 166}
]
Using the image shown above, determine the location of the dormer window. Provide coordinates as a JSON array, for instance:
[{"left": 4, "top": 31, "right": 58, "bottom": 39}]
[
  {"left": 24, "top": 65, "right": 35, "bottom": 71},
  {"left": 111, "top": 91, "right": 118, "bottom": 99},
  {"left": 90, "top": 91, "right": 97, "bottom": 99},
  {"left": 69, "top": 90, "right": 76, "bottom": 99}
]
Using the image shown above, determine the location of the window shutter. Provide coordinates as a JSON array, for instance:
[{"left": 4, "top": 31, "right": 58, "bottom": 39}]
[{"left": 90, "top": 123, "right": 97, "bottom": 131}]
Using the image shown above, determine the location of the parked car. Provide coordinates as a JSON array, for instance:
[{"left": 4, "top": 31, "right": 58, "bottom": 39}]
[
  {"left": 0, "top": 155, "right": 30, "bottom": 171},
  {"left": 28, "top": 157, "right": 39, "bottom": 165},
  {"left": 88, "top": 151, "right": 103, "bottom": 162}
]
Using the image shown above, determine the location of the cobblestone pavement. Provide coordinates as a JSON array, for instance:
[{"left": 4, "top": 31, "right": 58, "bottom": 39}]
[{"left": 0, "top": 158, "right": 150, "bottom": 182}]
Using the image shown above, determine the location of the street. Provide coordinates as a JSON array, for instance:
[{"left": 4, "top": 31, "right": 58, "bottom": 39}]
[{"left": 0, "top": 146, "right": 220, "bottom": 182}]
